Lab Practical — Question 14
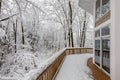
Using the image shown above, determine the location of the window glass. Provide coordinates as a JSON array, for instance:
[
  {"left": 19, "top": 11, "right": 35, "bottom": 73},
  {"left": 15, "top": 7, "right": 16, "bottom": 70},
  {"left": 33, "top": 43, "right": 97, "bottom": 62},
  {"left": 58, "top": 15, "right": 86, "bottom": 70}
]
[
  {"left": 102, "top": 26, "right": 110, "bottom": 36},
  {"left": 102, "top": 39, "right": 110, "bottom": 50},
  {"left": 95, "top": 40, "right": 100, "bottom": 50},
  {"left": 96, "top": 0, "right": 101, "bottom": 20},
  {"left": 95, "top": 40, "right": 100, "bottom": 66},
  {"left": 102, "top": 39, "right": 110, "bottom": 73},
  {"left": 102, "top": 0, "right": 110, "bottom": 15},
  {"left": 95, "top": 30, "right": 100, "bottom": 37}
]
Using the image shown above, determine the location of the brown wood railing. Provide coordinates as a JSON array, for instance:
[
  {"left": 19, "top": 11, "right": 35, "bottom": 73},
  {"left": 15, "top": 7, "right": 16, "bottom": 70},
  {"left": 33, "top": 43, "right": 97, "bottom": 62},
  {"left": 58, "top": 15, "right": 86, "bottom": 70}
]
[{"left": 36, "top": 48, "right": 93, "bottom": 80}]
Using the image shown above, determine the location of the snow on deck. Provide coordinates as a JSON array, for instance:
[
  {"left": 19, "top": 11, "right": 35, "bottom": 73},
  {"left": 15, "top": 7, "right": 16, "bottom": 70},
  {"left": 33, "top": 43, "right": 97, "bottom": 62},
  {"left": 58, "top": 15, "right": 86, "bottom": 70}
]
[{"left": 55, "top": 54, "right": 93, "bottom": 80}]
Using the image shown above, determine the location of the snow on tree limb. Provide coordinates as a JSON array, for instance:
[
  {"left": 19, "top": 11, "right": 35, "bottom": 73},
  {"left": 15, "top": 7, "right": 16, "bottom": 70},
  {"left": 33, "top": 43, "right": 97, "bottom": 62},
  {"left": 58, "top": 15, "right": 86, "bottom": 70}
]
[{"left": 0, "top": 28, "right": 5, "bottom": 37}]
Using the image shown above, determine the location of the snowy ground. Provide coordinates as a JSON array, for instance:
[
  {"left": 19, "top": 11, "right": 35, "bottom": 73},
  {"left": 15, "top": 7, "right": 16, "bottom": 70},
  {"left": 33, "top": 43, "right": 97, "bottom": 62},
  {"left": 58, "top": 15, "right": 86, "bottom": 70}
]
[{"left": 55, "top": 54, "right": 93, "bottom": 80}]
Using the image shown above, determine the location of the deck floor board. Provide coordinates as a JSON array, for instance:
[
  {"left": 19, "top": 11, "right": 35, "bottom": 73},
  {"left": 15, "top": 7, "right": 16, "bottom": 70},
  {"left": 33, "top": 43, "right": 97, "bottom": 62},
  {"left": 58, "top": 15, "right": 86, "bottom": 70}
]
[{"left": 87, "top": 58, "right": 111, "bottom": 80}]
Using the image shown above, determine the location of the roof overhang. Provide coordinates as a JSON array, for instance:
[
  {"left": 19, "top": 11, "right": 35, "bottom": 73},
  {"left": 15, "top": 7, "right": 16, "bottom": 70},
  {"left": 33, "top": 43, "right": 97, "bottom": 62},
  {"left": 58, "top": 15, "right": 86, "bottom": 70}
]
[{"left": 78, "top": 0, "right": 94, "bottom": 15}]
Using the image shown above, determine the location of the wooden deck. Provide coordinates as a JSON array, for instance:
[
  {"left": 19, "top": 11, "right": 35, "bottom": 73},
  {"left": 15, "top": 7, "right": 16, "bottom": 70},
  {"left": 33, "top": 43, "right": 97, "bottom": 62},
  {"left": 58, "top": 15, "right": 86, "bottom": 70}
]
[
  {"left": 87, "top": 58, "right": 111, "bottom": 80},
  {"left": 36, "top": 48, "right": 93, "bottom": 80},
  {"left": 35, "top": 48, "right": 111, "bottom": 80}
]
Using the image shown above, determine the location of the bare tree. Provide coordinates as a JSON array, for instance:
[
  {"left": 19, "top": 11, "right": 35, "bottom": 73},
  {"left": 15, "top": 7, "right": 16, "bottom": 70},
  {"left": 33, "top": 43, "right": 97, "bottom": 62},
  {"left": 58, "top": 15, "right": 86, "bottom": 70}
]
[
  {"left": 0, "top": 0, "right": 1, "bottom": 13},
  {"left": 15, "top": 0, "right": 26, "bottom": 49},
  {"left": 45, "top": 0, "right": 68, "bottom": 47},
  {"left": 80, "top": 11, "right": 88, "bottom": 47},
  {"left": 13, "top": 19, "right": 17, "bottom": 53},
  {"left": 68, "top": 1, "right": 74, "bottom": 47}
]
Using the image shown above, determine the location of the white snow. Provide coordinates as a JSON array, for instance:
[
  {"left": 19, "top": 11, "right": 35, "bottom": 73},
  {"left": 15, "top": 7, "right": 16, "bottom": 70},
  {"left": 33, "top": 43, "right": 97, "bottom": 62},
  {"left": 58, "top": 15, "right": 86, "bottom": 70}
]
[
  {"left": 0, "top": 28, "right": 5, "bottom": 38},
  {"left": 55, "top": 54, "right": 93, "bottom": 80},
  {"left": 0, "top": 51, "right": 39, "bottom": 80}
]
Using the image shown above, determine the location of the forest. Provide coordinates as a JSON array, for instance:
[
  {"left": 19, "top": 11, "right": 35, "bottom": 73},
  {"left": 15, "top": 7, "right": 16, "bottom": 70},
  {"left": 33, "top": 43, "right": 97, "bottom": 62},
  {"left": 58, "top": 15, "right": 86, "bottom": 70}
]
[{"left": 0, "top": 0, "right": 93, "bottom": 79}]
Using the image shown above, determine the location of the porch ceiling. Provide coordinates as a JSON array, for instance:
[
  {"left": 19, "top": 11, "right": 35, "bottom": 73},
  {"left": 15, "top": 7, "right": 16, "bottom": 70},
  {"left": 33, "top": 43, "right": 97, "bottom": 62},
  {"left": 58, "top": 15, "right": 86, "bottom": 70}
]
[{"left": 78, "top": 0, "right": 94, "bottom": 15}]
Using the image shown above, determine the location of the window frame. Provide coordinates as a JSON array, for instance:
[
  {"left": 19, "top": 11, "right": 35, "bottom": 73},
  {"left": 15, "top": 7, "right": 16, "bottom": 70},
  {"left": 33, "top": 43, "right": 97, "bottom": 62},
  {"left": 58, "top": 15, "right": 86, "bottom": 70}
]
[
  {"left": 95, "top": 0, "right": 110, "bottom": 21},
  {"left": 102, "top": 0, "right": 110, "bottom": 15},
  {"left": 102, "top": 37, "right": 110, "bottom": 73},
  {"left": 94, "top": 24, "right": 110, "bottom": 74}
]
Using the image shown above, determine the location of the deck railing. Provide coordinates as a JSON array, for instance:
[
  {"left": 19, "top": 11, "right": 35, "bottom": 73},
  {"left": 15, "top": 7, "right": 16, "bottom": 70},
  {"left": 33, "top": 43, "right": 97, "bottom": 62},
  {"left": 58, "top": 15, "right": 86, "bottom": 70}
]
[{"left": 36, "top": 48, "right": 93, "bottom": 80}]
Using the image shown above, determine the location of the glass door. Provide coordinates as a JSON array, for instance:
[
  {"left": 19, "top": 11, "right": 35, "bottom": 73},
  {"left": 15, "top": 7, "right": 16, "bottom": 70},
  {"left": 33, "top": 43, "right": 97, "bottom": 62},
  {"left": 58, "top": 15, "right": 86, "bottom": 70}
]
[
  {"left": 102, "top": 38, "right": 110, "bottom": 73},
  {"left": 95, "top": 40, "right": 101, "bottom": 66}
]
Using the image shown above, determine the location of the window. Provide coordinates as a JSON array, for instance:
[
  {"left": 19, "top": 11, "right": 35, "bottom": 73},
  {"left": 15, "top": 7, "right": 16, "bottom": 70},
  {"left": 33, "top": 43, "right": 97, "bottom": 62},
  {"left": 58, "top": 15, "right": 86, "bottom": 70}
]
[
  {"left": 95, "top": 24, "right": 110, "bottom": 73},
  {"left": 95, "top": 30, "right": 100, "bottom": 37},
  {"left": 102, "top": 0, "right": 110, "bottom": 15},
  {"left": 95, "top": 0, "right": 110, "bottom": 20},
  {"left": 101, "top": 26, "right": 110, "bottom": 36},
  {"left": 95, "top": 40, "right": 100, "bottom": 50},
  {"left": 95, "top": 40, "right": 100, "bottom": 66},
  {"left": 102, "top": 39, "right": 110, "bottom": 50},
  {"left": 102, "top": 39, "right": 110, "bottom": 73},
  {"left": 96, "top": 0, "right": 101, "bottom": 20}
]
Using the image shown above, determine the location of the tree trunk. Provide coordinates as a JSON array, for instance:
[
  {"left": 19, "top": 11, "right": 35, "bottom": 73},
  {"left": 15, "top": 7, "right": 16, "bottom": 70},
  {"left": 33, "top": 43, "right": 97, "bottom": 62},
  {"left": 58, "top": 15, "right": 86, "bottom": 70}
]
[
  {"left": 13, "top": 22, "right": 16, "bottom": 53},
  {"left": 68, "top": 29, "right": 70, "bottom": 47},
  {"left": 69, "top": 1, "right": 74, "bottom": 47},
  {"left": 15, "top": 19, "right": 17, "bottom": 52},
  {"left": 15, "top": 0, "right": 25, "bottom": 49},
  {"left": 0, "top": 0, "right": 1, "bottom": 13},
  {"left": 21, "top": 20, "right": 25, "bottom": 48},
  {"left": 64, "top": 29, "right": 67, "bottom": 47},
  {"left": 80, "top": 11, "right": 87, "bottom": 47},
  {"left": 13, "top": 19, "right": 18, "bottom": 53}
]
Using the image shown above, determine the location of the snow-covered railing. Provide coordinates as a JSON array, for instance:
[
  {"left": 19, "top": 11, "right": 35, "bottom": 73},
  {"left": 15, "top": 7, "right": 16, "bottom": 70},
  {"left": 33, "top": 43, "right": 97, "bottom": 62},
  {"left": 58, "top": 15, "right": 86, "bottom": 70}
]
[
  {"left": 66, "top": 47, "right": 93, "bottom": 54},
  {"left": 36, "top": 48, "right": 93, "bottom": 80}
]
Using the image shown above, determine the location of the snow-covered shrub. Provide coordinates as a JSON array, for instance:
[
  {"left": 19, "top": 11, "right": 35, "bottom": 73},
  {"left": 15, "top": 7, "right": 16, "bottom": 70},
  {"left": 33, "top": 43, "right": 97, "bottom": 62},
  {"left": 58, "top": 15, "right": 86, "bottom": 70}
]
[
  {"left": 0, "top": 28, "right": 13, "bottom": 59},
  {"left": 0, "top": 28, "right": 5, "bottom": 38},
  {"left": 26, "top": 32, "right": 39, "bottom": 52},
  {"left": 0, "top": 51, "right": 38, "bottom": 78}
]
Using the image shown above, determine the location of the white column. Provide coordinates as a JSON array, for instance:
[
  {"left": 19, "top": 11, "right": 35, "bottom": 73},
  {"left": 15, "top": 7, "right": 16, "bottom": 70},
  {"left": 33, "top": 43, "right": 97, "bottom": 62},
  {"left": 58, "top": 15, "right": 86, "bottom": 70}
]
[
  {"left": 93, "top": 0, "right": 96, "bottom": 64},
  {"left": 111, "top": 0, "right": 120, "bottom": 80}
]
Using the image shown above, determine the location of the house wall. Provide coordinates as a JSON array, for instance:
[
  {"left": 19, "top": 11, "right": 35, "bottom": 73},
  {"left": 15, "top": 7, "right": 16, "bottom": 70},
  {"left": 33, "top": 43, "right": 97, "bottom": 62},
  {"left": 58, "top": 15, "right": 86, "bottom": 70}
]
[
  {"left": 111, "top": 0, "right": 120, "bottom": 80},
  {"left": 94, "top": 0, "right": 120, "bottom": 79},
  {"left": 93, "top": 0, "right": 96, "bottom": 64},
  {"left": 78, "top": 0, "right": 120, "bottom": 79},
  {"left": 94, "top": 0, "right": 111, "bottom": 77}
]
